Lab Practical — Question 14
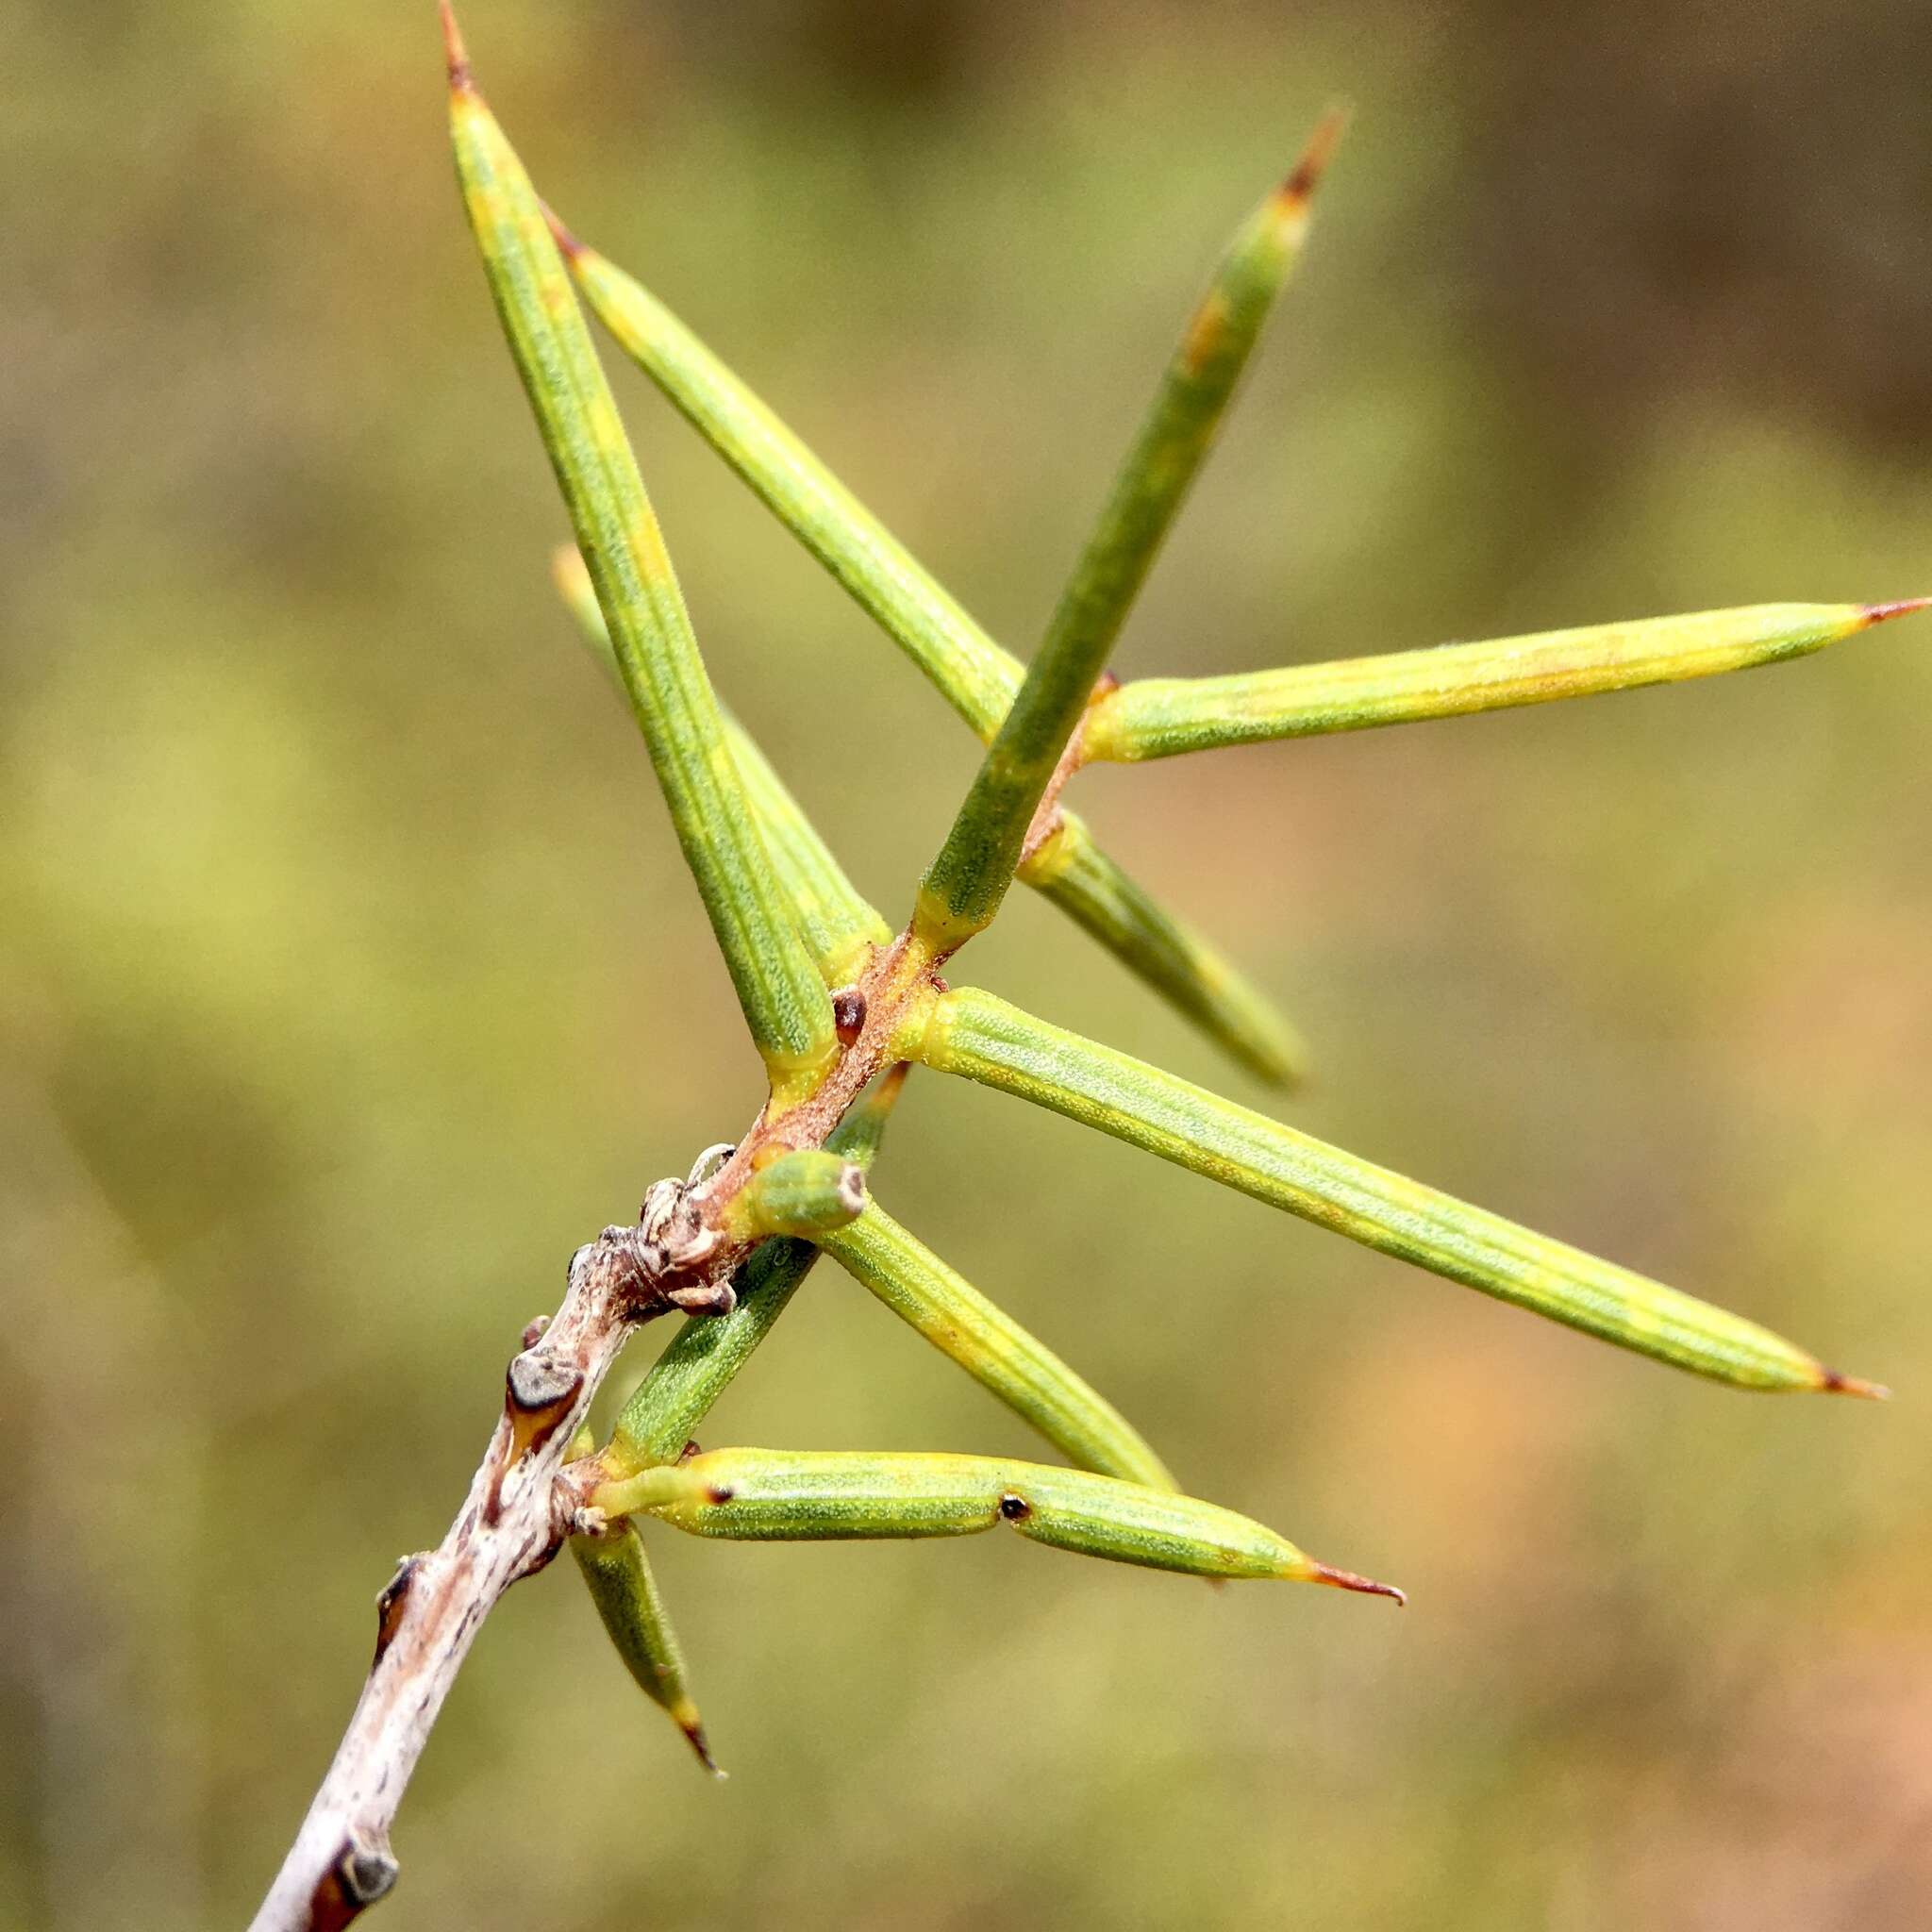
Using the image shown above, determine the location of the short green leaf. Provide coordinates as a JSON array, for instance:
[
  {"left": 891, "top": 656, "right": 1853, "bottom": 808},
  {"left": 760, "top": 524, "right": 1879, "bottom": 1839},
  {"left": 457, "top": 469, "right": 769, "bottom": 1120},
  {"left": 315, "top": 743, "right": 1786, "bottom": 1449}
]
[
  {"left": 819, "top": 1198, "right": 1176, "bottom": 1491},
  {"left": 918, "top": 985, "right": 1883, "bottom": 1395},
  {"left": 570, "top": 1520, "right": 721, "bottom": 1775},
  {"left": 446, "top": 60, "right": 834, "bottom": 1098},
  {"left": 1085, "top": 599, "right": 1932, "bottom": 760},
  {"left": 600, "top": 1447, "right": 1402, "bottom": 1597}
]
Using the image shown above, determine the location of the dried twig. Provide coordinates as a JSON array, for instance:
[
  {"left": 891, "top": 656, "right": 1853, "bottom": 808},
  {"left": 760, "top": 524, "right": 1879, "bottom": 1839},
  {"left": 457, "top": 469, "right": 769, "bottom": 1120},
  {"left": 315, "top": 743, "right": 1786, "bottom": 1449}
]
[{"left": 247, "top": 1226, "right": 698, "bottom": 1931}]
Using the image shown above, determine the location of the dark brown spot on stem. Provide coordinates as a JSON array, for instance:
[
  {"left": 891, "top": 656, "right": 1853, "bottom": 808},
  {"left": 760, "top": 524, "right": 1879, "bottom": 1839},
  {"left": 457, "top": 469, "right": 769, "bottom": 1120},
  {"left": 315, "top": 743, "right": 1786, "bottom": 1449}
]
[
  {"left": 832, "top": 986, "right": 867, "bottom": 1047},
  {"left": 704, "top": 1484, "right": 737, "bottom": 1506},
  {"left": 508, "top": 1351, "right": 581, "bottom": 1413},
  {"left": 998, "top": 1492, "right": 1031, "bottom": 1522},
  {"left": 372, "top": 1555, "right": 423, "bottom": 1669},
  {"left": 504, "top": 1350, "right": 585, "bottom": 1466},
  {"left": 309, "top": 1832, "right": 399, "bottom": 1928},
  {"left": 338, "top": 1839, "right": 398, "bottom": 1905}
]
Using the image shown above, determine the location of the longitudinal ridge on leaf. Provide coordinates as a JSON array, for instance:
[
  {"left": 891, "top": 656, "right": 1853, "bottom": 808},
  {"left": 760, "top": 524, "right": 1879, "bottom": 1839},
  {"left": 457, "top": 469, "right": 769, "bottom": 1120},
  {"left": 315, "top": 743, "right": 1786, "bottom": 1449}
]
[
  {"left": 912, "top": 983, "right": 1886, "bottom": 1396},
  {"left": 1084, "top": 599, "right": 1932, "bottom": 759}
]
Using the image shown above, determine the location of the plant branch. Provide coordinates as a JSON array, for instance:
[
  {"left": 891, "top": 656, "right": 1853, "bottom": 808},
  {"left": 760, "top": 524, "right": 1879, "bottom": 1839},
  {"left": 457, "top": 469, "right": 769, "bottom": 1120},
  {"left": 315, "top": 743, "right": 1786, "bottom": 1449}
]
[
  {"left": 247, "top": 1224, "right": 701, "bottom": 1930},
  {"left": 251, "top": 923, "right": 941, "bottom": 1924}
]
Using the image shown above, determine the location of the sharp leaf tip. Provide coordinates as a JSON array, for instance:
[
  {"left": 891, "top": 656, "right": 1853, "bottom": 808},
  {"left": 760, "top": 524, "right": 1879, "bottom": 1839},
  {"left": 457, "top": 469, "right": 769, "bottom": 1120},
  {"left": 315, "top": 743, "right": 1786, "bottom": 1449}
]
[
  {"left": 439, "top": 0, "right": 473, "bottom": 91},
  {"left": 1279, "top": 103, "right": 1351, "bottom": 205},
  {"left": 1859, "top": 597, "right": 1932, "bottom": 629},
  {"left": 541, "top": 201, "right": 584, "bottom": 260},
  {"left": 1822, "top": 1367, "right": 1890, "bottom": 1401},
  {"left": 1309, "top": 1560, "right": 1406, "bottom": 1605}
]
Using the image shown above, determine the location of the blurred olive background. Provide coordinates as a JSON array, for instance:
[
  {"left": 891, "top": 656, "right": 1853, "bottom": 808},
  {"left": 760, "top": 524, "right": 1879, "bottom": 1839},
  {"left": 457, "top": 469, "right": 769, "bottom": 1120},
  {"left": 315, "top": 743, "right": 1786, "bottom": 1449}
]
[{"left": 7, "top": 2, "right": 1932, "bottom": 1926}]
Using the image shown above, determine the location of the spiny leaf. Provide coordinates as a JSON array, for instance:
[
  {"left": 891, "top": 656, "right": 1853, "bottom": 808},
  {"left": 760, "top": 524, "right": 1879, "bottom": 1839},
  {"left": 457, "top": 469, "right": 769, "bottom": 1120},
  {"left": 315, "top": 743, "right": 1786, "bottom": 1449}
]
[
  {"left": 914, "top": 111, "right": 1342, "bottom": 953},
  {"left": 598, "top": 1447, "right": 1402, "bottom": 1597},
  {"left": 445, "top": 31, "right": 834, "bottom": 1100},
  {"left": 1022, "top": 809, "right": 1305, "bottom": 1085},
  {"left": 554, "top": 545, "right": 890, "bottom": 983},
  {"left": 549, "top": 204, "right": 1304, "bottom": 1084},
  {"left": 550, "top": 214, "right": 1023, "bottom": 740},
  {"left": 607, "top": 1067, "right": 908, "bottom": 1476},
  {"left": 1085, "top": 599, "right": 1932, "bottom": 759},
  {"left": 819, "top": 1198, "right": 1176, "bottom": 1491},
  {"left": 916, "top": 985, "right": 1887, "bottom": 1395},
  {"left": 570, "top": 1520, "right": 721, "bottom": 1775}
]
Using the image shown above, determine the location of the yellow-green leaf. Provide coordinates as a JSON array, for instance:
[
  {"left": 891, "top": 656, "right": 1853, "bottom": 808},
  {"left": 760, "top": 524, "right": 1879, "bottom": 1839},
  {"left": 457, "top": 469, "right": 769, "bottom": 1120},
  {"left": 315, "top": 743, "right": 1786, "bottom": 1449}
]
[
  {"left": 445, "top": 30, "right": 833, "bottom": 1099},
  {"left": 600, "top": 1447, "right": 1401, "bottom": 1597}
]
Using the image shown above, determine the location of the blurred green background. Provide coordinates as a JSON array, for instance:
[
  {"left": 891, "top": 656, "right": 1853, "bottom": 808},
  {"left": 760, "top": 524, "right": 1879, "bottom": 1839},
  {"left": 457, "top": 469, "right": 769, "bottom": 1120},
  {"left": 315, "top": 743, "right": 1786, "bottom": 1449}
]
[{"left": 7, "top": 2, "right": 1932, "bottom": 1926}]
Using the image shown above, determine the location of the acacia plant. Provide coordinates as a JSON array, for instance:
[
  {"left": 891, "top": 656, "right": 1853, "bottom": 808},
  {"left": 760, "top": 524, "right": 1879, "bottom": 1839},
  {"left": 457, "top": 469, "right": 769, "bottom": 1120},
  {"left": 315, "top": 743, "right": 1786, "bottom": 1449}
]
[{"left": 253, "top": 9, "right": 1923, "bottom": 1925}]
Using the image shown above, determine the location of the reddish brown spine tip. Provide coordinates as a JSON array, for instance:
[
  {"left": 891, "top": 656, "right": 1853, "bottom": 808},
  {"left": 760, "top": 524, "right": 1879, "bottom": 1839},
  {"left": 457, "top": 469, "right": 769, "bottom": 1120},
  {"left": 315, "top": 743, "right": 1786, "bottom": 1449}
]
[
  {"left": 541, "top": 201, "right": 585, "bottom": 261},
  {"left": 439, "top": 0, "right": 473, "bottom": 92},
  {"left": 1822, "top": 1367, "right": 1890, "bottom": 1400},
  {"left": 1309, "top": 1561, "right": 1406, "bottom": 1605},
  {"left": 1278, "top": 103, "right": 1351, "bottom": 206},
  {"left": 1858, "top": 597, "right": 1932, "bottom": 629},
  {"left": 680, "top": 1718, "right": 725, "bottom": 1777}
]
